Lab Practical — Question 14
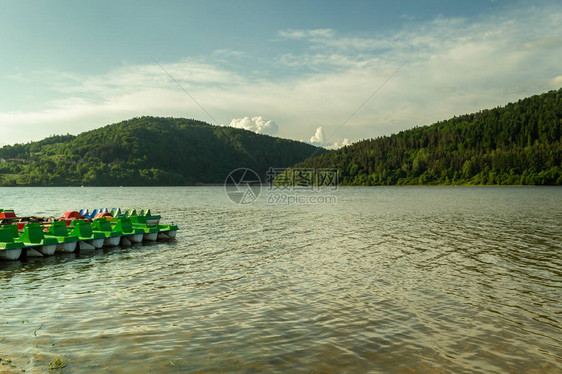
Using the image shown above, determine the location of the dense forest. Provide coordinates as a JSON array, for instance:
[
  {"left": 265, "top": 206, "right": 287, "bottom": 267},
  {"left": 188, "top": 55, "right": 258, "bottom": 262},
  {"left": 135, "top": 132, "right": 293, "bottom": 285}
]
[
  {"left": 0, "top": 117, "right": 323, "bottom": 186},
  {"left": 2, "top": 89, "right": 560, "bottom": 187},
  {"left": 289, "top": 88, "right": 562, "bottom": 185}
]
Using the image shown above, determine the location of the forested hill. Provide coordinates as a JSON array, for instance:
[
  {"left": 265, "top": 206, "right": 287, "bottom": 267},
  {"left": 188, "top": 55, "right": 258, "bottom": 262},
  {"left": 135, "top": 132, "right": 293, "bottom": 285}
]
[
  {"left": 0, "top": 117, "right": 323, "bottom": 186},
  {"left": 292, "top": 88, "right": 562, "bottom": 185}
]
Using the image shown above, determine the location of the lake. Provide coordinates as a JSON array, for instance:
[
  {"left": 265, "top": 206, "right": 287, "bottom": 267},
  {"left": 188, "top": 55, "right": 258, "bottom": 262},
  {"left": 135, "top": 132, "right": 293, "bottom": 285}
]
[{"left": 0, "top": 186, "right": 561, "bottom": 373}]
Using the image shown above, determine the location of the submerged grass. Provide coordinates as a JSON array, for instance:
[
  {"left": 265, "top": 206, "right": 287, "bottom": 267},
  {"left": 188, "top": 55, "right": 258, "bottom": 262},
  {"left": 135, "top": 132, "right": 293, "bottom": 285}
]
[{"left": 49, "top": 356, "right": 68, "bottom": 372}]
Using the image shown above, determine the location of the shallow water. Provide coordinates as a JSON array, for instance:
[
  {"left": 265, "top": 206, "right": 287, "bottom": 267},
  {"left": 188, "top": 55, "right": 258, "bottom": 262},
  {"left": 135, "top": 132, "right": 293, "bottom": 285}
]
[{"left": 0, "top": 186, "right": 561, "bottom": 373}]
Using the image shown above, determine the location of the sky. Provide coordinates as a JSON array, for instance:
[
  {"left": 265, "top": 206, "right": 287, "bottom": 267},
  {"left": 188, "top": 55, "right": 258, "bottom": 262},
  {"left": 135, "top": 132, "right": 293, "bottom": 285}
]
[{"left": 0, "top": 0, "right": 561, "bottom": 148}]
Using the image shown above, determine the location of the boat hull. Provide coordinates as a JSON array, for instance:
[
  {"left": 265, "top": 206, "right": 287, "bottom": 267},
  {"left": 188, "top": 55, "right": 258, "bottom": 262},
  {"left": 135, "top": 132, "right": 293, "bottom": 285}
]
[
  {"left": 0, "top": 248, "right": 23, "bottom": 261},
  {"left": 143, "top": 232, "right": 158, "bottom": 241},
  {"left": 128, "top": 234, "right": 144, "bottom": 243},
  {"left": 120, "top": 237, "right": 132, "bottom": 246},
  {"left": 104, "top": 236, "right": 121, "bottom": 247},
  {"left": 37, "top": 244, "right": 57, "bottom": 256},
  {"left": 26, "top": 248, "right": 43, "bottom": 257},
  {"left": 79, "top": 241, "right": 95, "bottom": 251},
  {"left": 126, "top": 233, "right": 144, "bottom": 243},
  {"left": 56, "top": 242, "right": 77, "bottom": 253},
  {"left": 79, "top": 238, "right": 104, "bottom": 250}
]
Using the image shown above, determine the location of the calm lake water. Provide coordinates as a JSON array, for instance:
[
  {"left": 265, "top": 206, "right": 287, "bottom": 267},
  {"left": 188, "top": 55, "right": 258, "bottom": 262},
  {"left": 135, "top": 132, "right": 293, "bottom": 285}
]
[{"left": 0, "top": 186, "right": 561, "bottom": 373}]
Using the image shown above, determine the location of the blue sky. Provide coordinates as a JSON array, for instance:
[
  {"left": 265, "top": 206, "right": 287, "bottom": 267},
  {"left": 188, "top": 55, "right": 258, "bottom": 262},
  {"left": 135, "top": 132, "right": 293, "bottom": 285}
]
[{"left": 0, "top": 0, "right": 561, "bottom": 148}]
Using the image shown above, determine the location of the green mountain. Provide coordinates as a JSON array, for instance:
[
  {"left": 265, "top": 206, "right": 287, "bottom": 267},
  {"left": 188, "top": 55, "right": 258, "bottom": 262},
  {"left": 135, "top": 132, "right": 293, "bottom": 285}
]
[
  {"left": 290, "top": 88, "right": 562, "bottom": 186},
  {"left": 0, "top": 117, "right": 324, "bottom": 186}
]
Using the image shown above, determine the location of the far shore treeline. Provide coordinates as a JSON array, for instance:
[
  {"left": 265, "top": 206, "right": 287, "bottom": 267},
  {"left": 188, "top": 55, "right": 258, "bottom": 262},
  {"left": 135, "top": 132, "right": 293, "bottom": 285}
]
[
  {"left": 292, "top": 88, "right": 562, "bottom": 186},
  {"left": 0, "top": 88, "right": 560, "bottom": 186}
]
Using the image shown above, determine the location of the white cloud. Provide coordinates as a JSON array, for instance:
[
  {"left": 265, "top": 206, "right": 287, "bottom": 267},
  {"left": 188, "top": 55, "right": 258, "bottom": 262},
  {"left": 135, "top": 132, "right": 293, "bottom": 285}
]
[
  {"left": 0, "top": 60, "right": 250, "bottom": 141},
  {"left": 228, "top": 116, "right": 278, "bottom": 136},
  {"left": 551, "top": 75, "right": 562, "bottom": 87},
  {"left": 309, "top": 126, "right": 352, "bottom": 149},
  {"left": 278, "top": 28, "right": 385, "bottom": 51},
  {"left": 309, "top": 126, "right": 325, "bottom": 144},
  {"left": 522, "top": 37, "right": 562, "bottom": 50},
  {"left": 331, "top": 138, "right": 352, "bottom": 149},
  {"left": 278, "top": 28, "right": 335, "bottom": 40}
]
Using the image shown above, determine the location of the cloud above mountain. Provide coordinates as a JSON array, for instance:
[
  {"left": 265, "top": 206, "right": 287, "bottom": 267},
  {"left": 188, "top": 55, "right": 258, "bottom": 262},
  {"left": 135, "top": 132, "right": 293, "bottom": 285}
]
[
  {"left": 228, "top": 116, "right": 278, "bottom": 136},
  {"left": 309, "top": 126, "right": 325, "bottom": 144}
]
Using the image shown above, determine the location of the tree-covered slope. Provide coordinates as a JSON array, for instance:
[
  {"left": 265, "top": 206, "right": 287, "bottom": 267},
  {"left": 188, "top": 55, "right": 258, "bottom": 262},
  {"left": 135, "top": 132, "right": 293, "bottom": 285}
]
[
  {"left": 0, "top": 117, "right": 324, "bottom": 186},
  {"left": 291, "top": 88, "right": 562, "bottom": 185}
]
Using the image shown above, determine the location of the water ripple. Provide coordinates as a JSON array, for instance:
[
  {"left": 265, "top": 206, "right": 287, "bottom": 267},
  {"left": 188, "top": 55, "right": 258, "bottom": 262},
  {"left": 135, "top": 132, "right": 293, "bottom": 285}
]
[{"left": 0, "top": 187, "right": 561, "bottom": 373}]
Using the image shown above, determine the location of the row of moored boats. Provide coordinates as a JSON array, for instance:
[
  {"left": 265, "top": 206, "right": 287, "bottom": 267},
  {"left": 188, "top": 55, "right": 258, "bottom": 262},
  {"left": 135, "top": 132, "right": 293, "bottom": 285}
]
[{"left": 0, "top": 208, "right": 178, "bottom": 261}]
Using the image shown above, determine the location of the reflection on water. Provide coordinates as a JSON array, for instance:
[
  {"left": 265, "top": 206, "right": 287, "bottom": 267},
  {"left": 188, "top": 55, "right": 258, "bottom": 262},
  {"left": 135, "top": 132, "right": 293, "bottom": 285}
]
[{"left": 0, "top": 187, "right": 561, "bottom": 373}]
